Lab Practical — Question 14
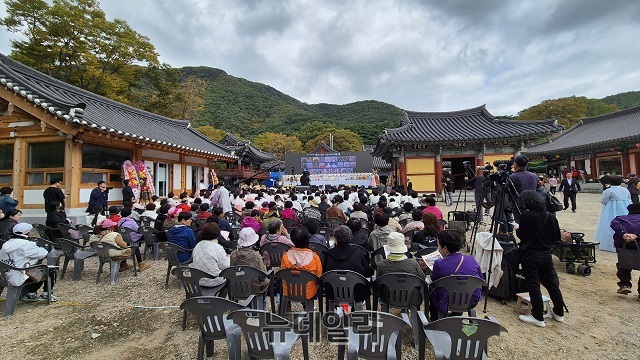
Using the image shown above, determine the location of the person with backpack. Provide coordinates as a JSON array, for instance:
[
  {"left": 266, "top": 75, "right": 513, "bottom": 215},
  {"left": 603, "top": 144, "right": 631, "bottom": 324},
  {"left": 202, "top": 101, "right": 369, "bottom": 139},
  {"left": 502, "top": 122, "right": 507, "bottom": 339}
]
[{"left": 626, "top": 173, "right": 639, "bottom": 204}]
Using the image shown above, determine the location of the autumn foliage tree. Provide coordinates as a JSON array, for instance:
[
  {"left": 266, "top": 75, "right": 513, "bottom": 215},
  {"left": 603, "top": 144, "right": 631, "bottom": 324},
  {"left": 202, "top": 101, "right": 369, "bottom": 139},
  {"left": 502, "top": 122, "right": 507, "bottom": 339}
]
[
  {"left": 303, "top": 129, "right": 363, "bottom": 152},
  {"left": 252, "top": 132, "right": 302, "bottom": 158},
  {"left": 195, "top": 126, "right": 227, "bottom": 142},
  {"left": 517, "top": 96, "right": 618, "bottom": 129}
]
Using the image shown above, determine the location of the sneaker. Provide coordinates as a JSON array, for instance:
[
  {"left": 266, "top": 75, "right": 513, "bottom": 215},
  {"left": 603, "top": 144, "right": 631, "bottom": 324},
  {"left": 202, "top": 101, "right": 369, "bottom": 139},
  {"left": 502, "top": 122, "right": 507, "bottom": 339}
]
[
  {"left": 518, "top": 314, "right": 546, "bottom": 327},
  {"left": 551, "top": 311, "right": 565, "bottom": 323},
  {"left": 617, "top": 286, "right": 632, "bottom": 294},
  {"left": 39, "top": 293, "right": 59, "bottom": 302},
  {"left": 137, "top": 262, "right": 150, "bottom": 271},
  {"left": 22, "top": 292, "right": 39, "bottom": 302}
]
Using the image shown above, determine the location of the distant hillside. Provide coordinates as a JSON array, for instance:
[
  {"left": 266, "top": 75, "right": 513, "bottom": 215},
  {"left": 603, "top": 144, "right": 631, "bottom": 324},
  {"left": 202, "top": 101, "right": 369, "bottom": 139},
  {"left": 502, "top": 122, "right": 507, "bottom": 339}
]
[
  {"left": 602, "top": 91, "right": 640, "bottom": 110},
  {"left": 180, "top": 66, "right": 402, "bottom": 144}
]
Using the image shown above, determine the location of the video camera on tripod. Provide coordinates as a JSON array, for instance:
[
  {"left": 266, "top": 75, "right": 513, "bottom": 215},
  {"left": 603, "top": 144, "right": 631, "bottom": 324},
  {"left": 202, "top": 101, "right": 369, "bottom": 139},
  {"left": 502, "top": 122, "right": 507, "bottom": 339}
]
[{"left": 488, "top": 159, "right": 514, "bottom": 184}]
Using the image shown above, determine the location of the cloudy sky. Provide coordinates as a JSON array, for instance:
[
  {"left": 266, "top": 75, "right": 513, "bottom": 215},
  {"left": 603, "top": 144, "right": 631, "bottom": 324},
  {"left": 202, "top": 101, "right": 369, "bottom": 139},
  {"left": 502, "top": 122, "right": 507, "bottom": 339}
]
[{"left": 2, "top": 0, "right": 640, "bottom": 115}]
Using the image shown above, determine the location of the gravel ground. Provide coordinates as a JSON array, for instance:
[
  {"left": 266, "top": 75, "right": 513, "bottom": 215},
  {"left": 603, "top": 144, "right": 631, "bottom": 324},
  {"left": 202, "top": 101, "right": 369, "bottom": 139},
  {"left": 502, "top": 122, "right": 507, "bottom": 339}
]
[{"left": 1, "top": 192, "right": 638, "bottom": 359}]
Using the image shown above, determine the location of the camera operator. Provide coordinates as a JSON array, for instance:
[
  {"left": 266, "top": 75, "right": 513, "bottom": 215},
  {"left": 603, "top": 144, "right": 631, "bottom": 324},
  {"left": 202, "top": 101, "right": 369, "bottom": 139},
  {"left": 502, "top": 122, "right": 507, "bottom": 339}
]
[
  {"left": 465, "top": 164, "right": 489, "bottom": 213},
  {"left": 508, "top": 155, "right": 539, "bottom": 195},
  {"left": 441, "top": 171, "right": 454, "bottom": 206}
]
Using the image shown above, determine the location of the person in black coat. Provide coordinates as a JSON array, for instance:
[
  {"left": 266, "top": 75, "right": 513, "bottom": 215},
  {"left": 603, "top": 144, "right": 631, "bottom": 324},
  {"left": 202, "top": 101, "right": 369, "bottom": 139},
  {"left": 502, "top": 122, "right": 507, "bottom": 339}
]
[
  {"left": 43, "top": 179, "right": 65, "bottom": 214},
  {"left": 323, "top": 225, "right": 374, "bottom": 302},
  {"left": 558, "top": 173, "right": 581, "bottom": 212},
  {"left": 516, "top": 190, "right": 565, "bottom": 328},
  {"left": 45, "top": 201, "right": 70, "bottom": 239},
  {"left": 346, "top": 219, "right": 373, "bottom": 251},
  {"left": 122, "top": 179, "right": 135, "bottom": 205}
]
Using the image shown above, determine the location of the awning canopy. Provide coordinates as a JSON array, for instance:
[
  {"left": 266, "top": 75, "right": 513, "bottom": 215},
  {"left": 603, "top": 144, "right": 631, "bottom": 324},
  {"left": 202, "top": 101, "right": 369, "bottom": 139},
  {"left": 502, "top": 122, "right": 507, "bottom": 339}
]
[{"left": 528, "top": 159, "right": 565, "bottom": 172}]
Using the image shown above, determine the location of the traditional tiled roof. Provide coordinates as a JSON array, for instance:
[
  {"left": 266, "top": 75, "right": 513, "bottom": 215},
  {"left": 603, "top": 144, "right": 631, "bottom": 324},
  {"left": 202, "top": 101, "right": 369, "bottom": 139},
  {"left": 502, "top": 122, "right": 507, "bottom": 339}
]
[
  {"left": 310, "top": 141, "right": 336, "bottom": 153},
  {"left": 363, "top": 145, "right": 391, "bottom": 170},
  {"left": 0, "top": 53, "right": 235, "bottom": 159},
  {"left": 219, "top": 133, "right": 277, "bottom": 162},
  {"left": 524, "top": 106, "right": 640, "bottom": 155},
  {"left": 372, "top": 105, "right": 561, "bottom": 156}
]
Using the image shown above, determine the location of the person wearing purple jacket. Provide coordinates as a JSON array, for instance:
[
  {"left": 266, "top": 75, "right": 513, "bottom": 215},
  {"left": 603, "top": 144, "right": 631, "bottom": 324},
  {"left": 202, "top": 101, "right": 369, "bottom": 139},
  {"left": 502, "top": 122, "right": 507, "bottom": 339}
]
[
  {"left": 429, "top": 230, "right": 484, "bottom": 319},
  {"left": 610, "top": 202, "right": 640, "bottom": 300},
  {"left": 117, "top": 207, "right": 142, "bottom": 243}
]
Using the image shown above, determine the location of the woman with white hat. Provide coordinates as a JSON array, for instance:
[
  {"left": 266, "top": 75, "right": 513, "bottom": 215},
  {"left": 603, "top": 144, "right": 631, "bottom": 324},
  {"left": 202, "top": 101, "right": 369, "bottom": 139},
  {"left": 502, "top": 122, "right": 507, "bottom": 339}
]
[
  {"left": 376, "top": 232, "right": 425, "bottom": 307},
  {"left": 230, "top": 227, "right": 269, "bottom": 296},
  {"left": 0, "top": 223, "right": 59, "bottom": 301}
]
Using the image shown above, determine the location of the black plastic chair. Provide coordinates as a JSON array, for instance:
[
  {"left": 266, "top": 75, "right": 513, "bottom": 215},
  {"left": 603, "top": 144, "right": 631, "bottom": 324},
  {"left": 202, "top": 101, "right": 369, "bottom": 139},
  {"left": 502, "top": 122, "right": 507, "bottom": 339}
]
[
  {"left": 260, "top": 242, "right": 290, "bottom": 310},
  {"left": 277, "top": 268, "right": 321, "bottom": 316},
  {"left": 139, "top": 216, "right": 154, "bottom": 228},
  {"left": 321, "top": 269, "right": 370, "bottom": 312},
  {"left": 370, "top": 246, "right": 387, "bottom": 270},
  {"left": 398, "top": 218, "right": 409, "bottom": 228},
  {"left": 75, "top": 224, "right": 94, "bottom": 245},
  {"left": 0, "top": 261, "right": 53, "bottom": 316},
  {"left": 117, "top": 226, "right": 141, "bottom": 248},
  {"left": 344, "top": 310, "right": 409, "bottom": 360},
  {"left": 32, "top": 224, "right": 53, "bottom": 240},
  {"left": 317, "top": 227, "right": 333, "bottom": 244},
  {"left": 429, "top": 275, "right": 485, "bottom": 319},
  {"left": 91, "top": 242, "right": 136, "bottom": 285},
  {"left": 57, "top": 223, "right": 78, "bottom": 241},
  {"left": 56, "top": 238, "right": 96, "bottom": 281},
  {"left": 281, "top": 218, "right": 297, "bottom": 232},
  {"left": 358, "top": 218, "right": 371, "bottom": 230},
  {"left": 224, "top": 211, "right": 240, "bottom": 227},
  {"left": 172, "top": 266, "right": 226, "bottom": 330},
  {"left": 325, "top": 218, "right": 345, "bottom": 231},
  {"left": 139, "top": 226, "right": 163, "bottom": 261},
  {"left": 27, "top": 236, "right": 64, "bottom": 266},
  {"left": 160, "top": 242, "right": 193, "bottom": 288},
  {"left": 219, "top": 265, "right": 272, "bottom": 310},
  {"left": 229, "top": 309, "right": 309, "bottom": 360},
  {"left": 421, "top": 316, "right": 508, "bottom": 360},
  {"left": 350, "top": 244, "right": 371, "bottom": 263},
  {"left": 414, "top": 246, "right": 440, "bottom": 258},
  {"left": 308, "top": 242, "right": 329, "bottom": 262},
  {"left": 181, "top": 296, "right": 248, "bottom": 360},
  {"left": 373, "top": 272, "right": 429, "bottom": 353}
]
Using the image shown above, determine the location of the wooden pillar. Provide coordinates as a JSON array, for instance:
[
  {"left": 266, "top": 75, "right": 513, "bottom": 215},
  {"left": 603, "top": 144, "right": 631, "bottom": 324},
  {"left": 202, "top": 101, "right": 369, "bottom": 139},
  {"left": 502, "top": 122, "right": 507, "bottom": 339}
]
[
  {"left": 12, "top": 138, "right": 23, "bottom": 205},
  {"left": 622, "top": 148, "right": 631, "bottom": 177},
  {"left": 180, "top": 154, "right": 186, "bottom": 193}
]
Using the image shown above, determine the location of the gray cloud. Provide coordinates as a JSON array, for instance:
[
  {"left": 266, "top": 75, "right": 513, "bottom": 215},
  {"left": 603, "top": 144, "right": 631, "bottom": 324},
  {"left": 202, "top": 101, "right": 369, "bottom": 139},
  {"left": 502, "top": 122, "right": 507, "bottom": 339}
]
[{"left": 1, "top": 0, "right": 639, "bottom": 116}]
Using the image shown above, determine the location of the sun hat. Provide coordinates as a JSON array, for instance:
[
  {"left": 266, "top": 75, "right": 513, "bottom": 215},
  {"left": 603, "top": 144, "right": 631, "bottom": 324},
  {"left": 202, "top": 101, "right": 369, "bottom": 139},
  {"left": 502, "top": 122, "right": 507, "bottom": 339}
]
[
  {"left": 385, "top": 232, "right": 407, "bottom": 254},
  {"left": 238, "top": 227, "right": 259, "bottom": 247},
  {"left": 99, "top": 219, "right": 118, "bottom": 229},
  {"left": 12, "top": 223, "right": 33, "bottom": 235},
  {"left": 309, "top": 198, "right": 320, "bottom": 207}
]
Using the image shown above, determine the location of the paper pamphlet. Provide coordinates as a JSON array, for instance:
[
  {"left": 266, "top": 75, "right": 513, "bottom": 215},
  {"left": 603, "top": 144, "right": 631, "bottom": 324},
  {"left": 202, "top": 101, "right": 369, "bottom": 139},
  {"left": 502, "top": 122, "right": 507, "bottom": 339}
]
[{"left": 421, "top": 250, "right": 443, "bottom": 271}]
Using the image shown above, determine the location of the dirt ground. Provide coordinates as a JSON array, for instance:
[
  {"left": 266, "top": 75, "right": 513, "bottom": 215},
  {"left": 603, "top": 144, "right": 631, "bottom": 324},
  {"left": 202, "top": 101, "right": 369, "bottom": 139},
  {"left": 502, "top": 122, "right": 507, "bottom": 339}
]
[{"left": 1, "top": 192, "right": 638, "bottom": 359}]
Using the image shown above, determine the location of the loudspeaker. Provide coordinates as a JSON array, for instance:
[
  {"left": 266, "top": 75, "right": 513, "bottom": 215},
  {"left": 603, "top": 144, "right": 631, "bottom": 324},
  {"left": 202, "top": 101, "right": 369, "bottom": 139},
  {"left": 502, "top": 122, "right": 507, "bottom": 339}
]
[{"left": 296, "top": 186, "right": 310, "bottom": 193}]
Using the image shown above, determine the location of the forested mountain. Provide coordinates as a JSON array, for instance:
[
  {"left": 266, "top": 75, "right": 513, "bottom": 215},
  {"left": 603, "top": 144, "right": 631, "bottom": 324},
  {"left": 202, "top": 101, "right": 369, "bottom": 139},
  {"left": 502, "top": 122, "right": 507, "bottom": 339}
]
[
  {"left": 602, "top": 91, "right": 640, "bottom": 110},
  {"left": 181, "top": 66, "right": 403, "bottom": 144}
]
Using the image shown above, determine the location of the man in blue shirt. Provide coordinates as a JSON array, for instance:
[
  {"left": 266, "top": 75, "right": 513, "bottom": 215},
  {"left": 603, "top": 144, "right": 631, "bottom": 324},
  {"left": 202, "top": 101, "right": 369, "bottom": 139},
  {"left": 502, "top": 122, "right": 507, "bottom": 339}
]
[{"left": 509, "top": 155, "right": 539, "bottom": 195}]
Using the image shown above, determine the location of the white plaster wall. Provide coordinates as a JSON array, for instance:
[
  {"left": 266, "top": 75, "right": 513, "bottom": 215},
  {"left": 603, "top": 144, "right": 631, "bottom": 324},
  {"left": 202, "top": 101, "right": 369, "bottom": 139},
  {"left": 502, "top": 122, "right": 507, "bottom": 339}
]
[
  {"left": 173, "top": 164, "right": 182, "bottom": 189},
  {"left": 186, "top": 165, "right": 193, "bottom": 191},
  {"left": 204, "top": 167, "right": 210, "bottom": 187}
]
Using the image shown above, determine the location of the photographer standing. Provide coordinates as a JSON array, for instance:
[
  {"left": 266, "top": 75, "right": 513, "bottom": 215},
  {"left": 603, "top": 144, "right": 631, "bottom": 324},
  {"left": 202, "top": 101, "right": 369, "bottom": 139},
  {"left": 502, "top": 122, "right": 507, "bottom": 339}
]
[
  {"left": 508, "top": 155, "right": 539, "bottom": 195},
  {"left": 441, "top": 171, "right": 454, "bottom": 206},
  {"left": 466, "top": 168, "right": 487, "bottom": 213},
  {"left": 516, "top": 190, "right": 565, "bottom": 328}
]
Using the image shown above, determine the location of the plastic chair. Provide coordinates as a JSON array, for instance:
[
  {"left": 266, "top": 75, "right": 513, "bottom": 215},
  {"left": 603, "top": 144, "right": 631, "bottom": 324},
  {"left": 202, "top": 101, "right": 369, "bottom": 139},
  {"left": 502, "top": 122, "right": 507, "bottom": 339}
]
[
  {"left": 373, "top": 273, "right": 429, "bottom": 353},
  {"left": 219, "top": 265, "right": 272, "bottom": 310},
  {"left": 117, "top": 226, "right": 141, "bottom": 248},
  {"left": 181, "top": 296, "right": 248, "bottom": 360},
  {"left": 139, "top": 216, "right": 154, "bottom": 228},
  {"left": 398, "top": 218, "right": 409, "bottom": 228},
  {"left": 57, "top": 223, "right": 79, "bottom": 241},
  {"left": 370, "top": 246, "right": 387, "bottom": 270},
  {"left": 260, "top": 242, "right": 291, "bottom": 310},
  {"left": 27, "top": 236, "right": 64, "bottom": 266},
  {"left": 309, "top": 242, "right": 329, "bottom": 262},
  {"left": 0, "top": 261, "right": 53, "bottom": 316},
  {"left": 317, "top": 227, "right": 333, "bottom": 244},
  {"left": 358, "top": 218, "right": 371, "bottom": 230},
  {"left": 277, "top": 268, "right": 321, "bottom": 316},
  {"left": 350, "top": 244, "right": 370, "bottom": 262},
  {"left": 229, "top": 309, "right": 310, "bottom": 360},
  {"left": 160, "top": 242, "right": 193, "bottom": 288},
  {"left": 325, "top": 218, "right": 345, "bottom": 231},
  {"left": 139, "top": 226, "right": 163, "bottom": 261},
  {"left": 321, "top": 270, "right": 370, "bottom": 312},
  {"left": 75, "top": 224, "right": 93, "bottom": 245},
  {"left": 344, "top": 310, "right": 409, "bottom": 360},
  {"left": 32, "top": 224, "right": 54, "bottom": 240},
  {"left": 281, "top": 218, "right": 298, "bottom": 232},
  {"left": 224, "top": 211, "right": 240, "bottom": 227},
  {"left": 91, "top": 242, "right": 136, "bottom": 284},
  {"left": 56, "top": 238, "right": 96, "bottom": 281},
  {"left": 429, "top": 275, "right": 485, "bottom": 319},
  {"left": 172, "top": 266, "right": 226, "bottom": 330},
  {"left": 421, "top": 316, "right": 508, "bottom": 360}
]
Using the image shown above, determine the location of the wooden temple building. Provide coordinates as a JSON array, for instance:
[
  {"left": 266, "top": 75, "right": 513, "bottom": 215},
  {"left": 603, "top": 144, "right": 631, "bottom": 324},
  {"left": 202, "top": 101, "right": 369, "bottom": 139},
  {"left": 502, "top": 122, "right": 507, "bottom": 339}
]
[
  {"left": 524, "top": 105, "right": 640, "bottom": 180},
  {"left": 371, "top": 105, "right": 562, "bottom": 193},
  {"left": 0, "top": 54, "right": 236, "bottom": 224},
  {"left": 216, "top": 133, "right": 278, "bottom": 186}
]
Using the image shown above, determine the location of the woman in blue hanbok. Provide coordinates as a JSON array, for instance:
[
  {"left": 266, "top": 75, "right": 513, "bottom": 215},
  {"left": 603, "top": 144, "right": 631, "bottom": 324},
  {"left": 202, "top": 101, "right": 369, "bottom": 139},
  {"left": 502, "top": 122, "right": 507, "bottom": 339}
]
[{"left": 594, "top": 176, "right": 631, "bottom": 252}]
